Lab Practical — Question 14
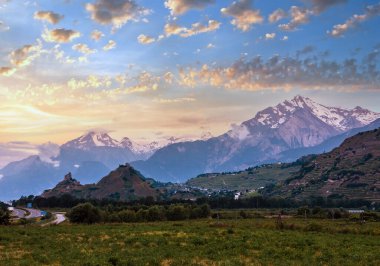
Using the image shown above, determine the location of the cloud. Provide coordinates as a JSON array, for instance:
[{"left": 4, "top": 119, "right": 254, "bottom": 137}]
[
  {"left": 86, "top": 0, "right": 149, "bottom": 29},
  {"left": 265, "top": 33, "right": 276, "bottom": 40},
  {"left": 72, "top": 43, "right": 96, "bottom": 54},
  {"left": 328, "top": 3, "right": 380, "bottom": 37},
  {"left": 0, "top": 66, "right": 15, "bottom": 76},
  {"left": 37, "top": 142, "right": 60, "bottom": 166},
  {"left": 137, "top": 34, "right": 155, "bottom": 44},
  {"left": 42, "top": 28, "right": 81, "bottom": 43},
  {"left": 164, "top": 0, "right": 215, "bottom": 16},
  {"left": 178, "top": 50, "right": 380, "bottom": 91},
  {"left": 269, "top": 8, "right": 287, "bottom": 23},
  {"left": 207, "top": 43, "right": 215, "bottom": 48},
  {"left": 296, "top": 45, "right": 315, "bottom": 56},
  {"left": 153, "top": 97, "right": 196, "bottom": 104},
  {"left": 221, "top": 0, "right": 263, "bottom": 32},
  {"left": 103, "top": 40, "right": 116, "bottom": 51},
  {"left": 91, "top": 29, "right": 104, "bottom": 41},
  {"left": 310, "top": 0, "right": 347, "bottom": 13},
  {"left": 34, "top": 11, "right": 64, "bottom": 24},
  {"left": 164, "top": 22, "right": 185, "bottom": 37},
  {"left": 282, "top": 36, "right": 288, "bottom": 41},
  {"left": 0, "top": 20, "right": 10, "bottom": 31},
  {"left": 0, "top": 141, "right": 38, "bottom": 168},
  {"left": 164, "top": 20, "right": 220, "bottom": 38},
  {"left": 10, "top": 42, "right": 42, "bottom": 67},
  {"left": 279, "top": 6, "right": 313, "bottom": 31}
]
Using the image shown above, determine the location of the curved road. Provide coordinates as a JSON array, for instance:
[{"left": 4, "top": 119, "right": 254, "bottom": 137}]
[
  {"left": 25, "top": 208, "right": 43, "bottom": 219},
  {"left": 42, "top": 213, "right": 66, "bottom": 226},
  {"left": 10, "top": 207, "right": 26, "bottom": 219}
]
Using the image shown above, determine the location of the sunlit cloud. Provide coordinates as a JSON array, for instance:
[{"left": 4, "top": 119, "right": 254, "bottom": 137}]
[
  {"left": 164, "top": 0, "right": 215, "bottom": 16},
  {"left": 103, "top": 40, "right": 116, "bottom": 51},
  {"left": 153, "top": 97, "right": 196, "bottom": 104},
  {"left": 265, "top": 33, "right": 276, "bottom": 40},
  {"left": 72, "top": 43, "right": 96, "bottom": 55},
  {"left": 10, "top": 44, "right": 41, "bottom": 67},
  {"left": 137, "top": 34, "right": 155, "bottom": 44},
  {"left": 221, "top": 0, "right": 263, "bottom": 32},
  {"left": 178, "top": 49, "right": 380, "bottom": 91},
  {"left": 86, "top": 0, "right": 149, "bottom": 29},
  {"left": 328, "top": 3, "right": 380, "bottom": 37},
  {"left": 42, "top": 28, "right": 81, "bottom": 43},
  {"left": 34, "top": 11, "right": 64, "bottom": 24},
  {"left": 164, "top": 20, "right": 220, "bottom": 38},
  {"left": 279, "top": 6, "right": 313, "bottom": 31},
  {"left": 90, "top": 29, "right": 104, "bottom": 41},
  {"left": 269, "top": 8, "right": 287, "bottom": 23},
  {"left": 0, "top": 67, "right": 15, "bottom": 76}
]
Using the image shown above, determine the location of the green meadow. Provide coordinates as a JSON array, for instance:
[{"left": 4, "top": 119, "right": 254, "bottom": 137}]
[{"left": 0, "top": 217, "right": 379, "bottom": 266}]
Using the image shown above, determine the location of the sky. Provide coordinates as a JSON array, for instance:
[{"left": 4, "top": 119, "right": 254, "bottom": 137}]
[{"left": 0, "top": 0, "right": 380, "bottom": 166}]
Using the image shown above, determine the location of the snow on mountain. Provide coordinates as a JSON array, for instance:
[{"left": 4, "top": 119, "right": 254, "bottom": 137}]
[
  {"left": 254, "top": 95, "right": 380, "bottom": 131},
  {"left": 63, "top": 131, "right": 121, "bottom": 149}
]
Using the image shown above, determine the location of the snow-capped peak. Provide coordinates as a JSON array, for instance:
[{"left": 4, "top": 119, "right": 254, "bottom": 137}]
[
  {"left": 253, "top": 95, "right": 380, "bottom": 131},
  {"left": 63, "top": 131, "right": 121, "bottom": 149}
]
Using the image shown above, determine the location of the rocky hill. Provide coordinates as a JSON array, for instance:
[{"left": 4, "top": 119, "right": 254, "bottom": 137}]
[
  {"left": 265, "top": 128, "right": 380, "bottom": 202},
  {"left": 42, "top": 164, "right": 160, "bottom": 201}
]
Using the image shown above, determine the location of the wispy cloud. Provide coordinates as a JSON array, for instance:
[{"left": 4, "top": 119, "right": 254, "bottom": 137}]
[
  {"left": 103, "top": 40, "right": 116, "bottom": 51},
  {"left": 164, "top": 20, "right": 220, "bottom": 38},
  {"left": 328, "top": 3, "right": 380, "bottom": 37}
]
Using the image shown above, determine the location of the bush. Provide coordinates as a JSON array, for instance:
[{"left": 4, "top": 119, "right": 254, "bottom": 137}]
[
  {"left": 67, "top": 203, "right": 102, "bottom": 224},
  {"left": 166, "top": 205, "right": 189, "bottom": 221},
  {"left": 0, "top": 208, "right": 10, "bottom": 225},
  {"left": 118, "top": 210, "right": 136, "bottom": 223},
  {"left": 147, "top": 206, "right": 166, "bottom": 221}
]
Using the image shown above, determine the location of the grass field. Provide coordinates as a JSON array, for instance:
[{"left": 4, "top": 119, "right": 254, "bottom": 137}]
[{"left": 0, "top": 217, "right": 379, "bottom": 266}]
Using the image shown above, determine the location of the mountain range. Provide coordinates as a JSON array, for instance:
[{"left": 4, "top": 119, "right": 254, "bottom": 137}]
[
  {"left": 1, "top": 95, "right": 379, "bottom": 200},
  {"left": 131, "top": 96, "right": 380, "bottom": 182}
]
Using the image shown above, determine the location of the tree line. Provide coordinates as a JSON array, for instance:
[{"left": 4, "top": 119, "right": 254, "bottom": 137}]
[
  {"left": 12, "top": 193, "right": 379, "bottom": 211},
  {"left": 67, "top": 202, "right": 211, "bottom": 224}
]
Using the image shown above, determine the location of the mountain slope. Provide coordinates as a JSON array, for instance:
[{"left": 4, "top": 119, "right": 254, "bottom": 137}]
[
  {"left": 132, "top": 96, "right": 380, "bottom": 182},
  {"left": 42, "top": 164, "right": 160, "bottom": 201},
  {"left": 265, "top": 128, "right": 380, "bottom": 202},
  {"left": 0, "top": 156, "right": 62, "bottom": 201}
]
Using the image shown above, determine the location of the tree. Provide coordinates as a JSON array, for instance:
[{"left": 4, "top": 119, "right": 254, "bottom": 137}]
[
  {"left": 67, "top": 203, "right": 102, "bottom": 224},
  {"left": 0, "top": 203, "right": 10, "bottom": 225},
  {"left": 166, "top": 205, "right": 189, "bottom": 221}
]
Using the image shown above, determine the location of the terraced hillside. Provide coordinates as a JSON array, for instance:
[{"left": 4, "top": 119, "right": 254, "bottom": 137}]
[
  {"left": 268, "top": 128, "right": 380, "bottom": 202},
  {"left": 186, "top": 162, "right": 302, "bottom": 191}
]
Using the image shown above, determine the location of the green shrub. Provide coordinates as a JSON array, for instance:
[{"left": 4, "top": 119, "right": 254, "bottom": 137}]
[
  {"left": 166, "top": 205, "right": 189, "bottom": 221},
  {"left": 118, "top": 210, "right": 136, "bottom": 223},
  {"left": 0, "top": 208, "right": 10, "bottom": 225},
  {"left": 67, "top": 203, "right": 102, "bottom": 224}
]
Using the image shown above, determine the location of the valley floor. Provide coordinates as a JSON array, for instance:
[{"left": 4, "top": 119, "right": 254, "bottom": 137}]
[{"left": 0, "top": 218, "right": 379, "bottom": 266}]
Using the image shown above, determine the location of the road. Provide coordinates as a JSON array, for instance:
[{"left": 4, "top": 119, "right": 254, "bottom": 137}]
[
  {"left": 42, "top": 213, "right": 66, "bottom": 226},
  {"left": 9, "top": 207, "right": 26, "bottom": 219},
  {"left": 25, "top": 208, "right": 43, "bottom": 219},
  {"left": 52, "top": 213, "right": 66, "bottom": 224}
]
